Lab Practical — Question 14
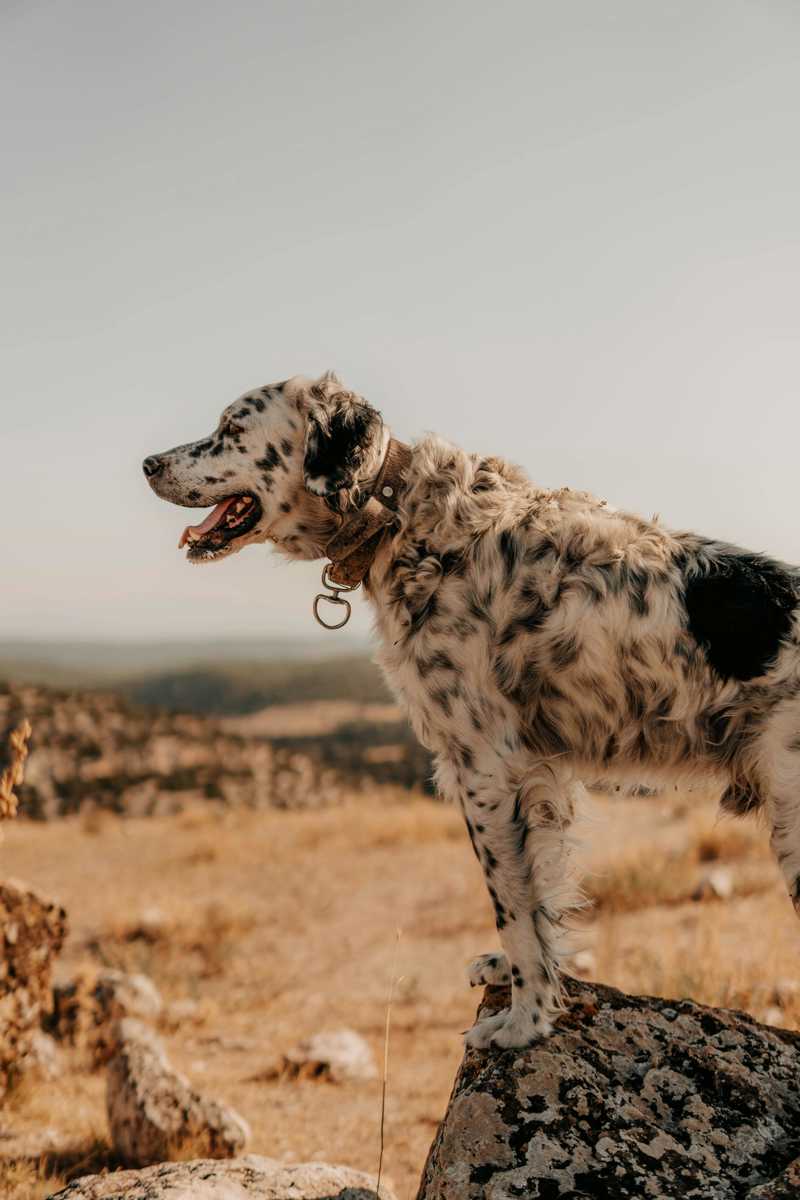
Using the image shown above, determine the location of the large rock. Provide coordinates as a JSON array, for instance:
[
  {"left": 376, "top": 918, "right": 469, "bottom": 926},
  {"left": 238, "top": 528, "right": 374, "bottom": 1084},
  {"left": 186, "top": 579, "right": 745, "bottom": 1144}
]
[
  {"left": 418, "top": 977, "right": 800, "bottom": 1200},
  {"left": 45, "top": 1156, "right": 397, "bottom": 1199},
  {"left": 48, "top": 968, "right": 163, "bottom": 1067},
  {"left": 107, "top": 1018, "right": 250, "bottom": 1166},
  {"left": 0, "top": 878, "right": 67, "bottom": 1099}
]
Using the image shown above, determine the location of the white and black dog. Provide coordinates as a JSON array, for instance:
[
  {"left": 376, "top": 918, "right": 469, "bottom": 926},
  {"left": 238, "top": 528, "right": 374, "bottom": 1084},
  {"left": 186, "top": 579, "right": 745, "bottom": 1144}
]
[{"left": 144, "top": 372, "right": 800, "bottom": 1050}]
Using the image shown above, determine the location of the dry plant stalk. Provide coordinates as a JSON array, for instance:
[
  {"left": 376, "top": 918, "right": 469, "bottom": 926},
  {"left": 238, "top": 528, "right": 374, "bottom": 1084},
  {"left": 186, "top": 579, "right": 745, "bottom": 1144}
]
[{"left": 0, "top": 719, "right": 32, "bottom": 821}]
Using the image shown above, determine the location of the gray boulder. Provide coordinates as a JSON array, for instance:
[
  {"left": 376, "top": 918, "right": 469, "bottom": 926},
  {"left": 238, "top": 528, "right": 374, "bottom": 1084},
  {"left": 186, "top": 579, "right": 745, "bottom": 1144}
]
[
  {"left": 45, "top": 1156, "right": 397, "bottom": 1199},
  {"left": 418, "top": 977, "right": 800, "bottom": 1199},
  {"left": 107, "top": 1018, "right": 249, "bottom": 1166}
]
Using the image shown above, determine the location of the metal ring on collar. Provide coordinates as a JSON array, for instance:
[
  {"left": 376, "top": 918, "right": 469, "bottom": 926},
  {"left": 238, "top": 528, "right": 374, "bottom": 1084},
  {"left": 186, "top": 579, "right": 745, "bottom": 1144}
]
[{"left": 313, "top": 592, "right": 352, "bottom": 629}]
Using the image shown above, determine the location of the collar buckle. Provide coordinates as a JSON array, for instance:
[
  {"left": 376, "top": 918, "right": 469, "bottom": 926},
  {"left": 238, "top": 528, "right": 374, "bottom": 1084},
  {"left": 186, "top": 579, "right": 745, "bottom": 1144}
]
[{"left": 313, "top": 564, "right": 361, "bottom": 630}]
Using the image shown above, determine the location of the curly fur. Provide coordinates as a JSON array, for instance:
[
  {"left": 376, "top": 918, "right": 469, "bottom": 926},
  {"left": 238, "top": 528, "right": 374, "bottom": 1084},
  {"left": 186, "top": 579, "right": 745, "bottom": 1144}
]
[{"left": 145, "top": 373, "right": 800, "bottom": 1050}]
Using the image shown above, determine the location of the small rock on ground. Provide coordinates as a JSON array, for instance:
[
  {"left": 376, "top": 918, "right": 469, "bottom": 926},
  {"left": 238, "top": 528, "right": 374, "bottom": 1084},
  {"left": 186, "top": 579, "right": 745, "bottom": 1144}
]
[
  {"left": 279, "top": 1030, "right": 377, "bottom": 1082},
  {"left": 692, "top": 865, "right": 734, "bottom": 900}
]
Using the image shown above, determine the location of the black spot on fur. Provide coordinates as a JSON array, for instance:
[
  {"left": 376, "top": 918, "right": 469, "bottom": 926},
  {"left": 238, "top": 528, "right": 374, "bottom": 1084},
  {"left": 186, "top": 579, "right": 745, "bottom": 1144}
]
[
  {"left": 248, "top": 395, "right": 265, "bottom": 412},
  {"left": 550, "top": 633, "right": 581, "bottom": 669},
  {"left": 279, "top": 501, "right": 291, "bottom": 513},
  {"left": 256, "top": 444, "right": 281, "bottom": 474},
  {"left": 492, "top": 652, "right": 517, "bottom": 697},
  {"left": 624, "top": 564, "right": 650, "bottom": 616},
  {"left": 440, "top": 551, "right": 466, "bottom": 576},
  {"left": 499, "top": 530, "right": 520, "bottom": 584},
  {"left": 458, "top": 742, "right": 474, "bottom": 770},
  {"left": 510, "top": 791, "right": 529, "bottom": 857},
  {"left": 416, "top": 651, "right": 456, "bottom": 677},
  {"left": 304, "top": 394, "right": 382, "bottom": 498},
  {"left": 684, "top": 547, "right": 798, "bottom": 681},
  {"left": 720, "top": 780, "right": 764, "bottom": 815},
  {"left": 280, "top": 438, "right": 293, "bottom": 457},
  {"left": 408, "top": 591, "right": 438, "bottom": 635}
]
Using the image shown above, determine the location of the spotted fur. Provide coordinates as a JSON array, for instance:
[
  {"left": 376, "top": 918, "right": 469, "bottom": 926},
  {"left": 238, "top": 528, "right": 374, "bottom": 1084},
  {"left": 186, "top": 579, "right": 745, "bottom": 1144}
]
[{"left": 145, "top": 373, "right": 800, "bottom": 1051}]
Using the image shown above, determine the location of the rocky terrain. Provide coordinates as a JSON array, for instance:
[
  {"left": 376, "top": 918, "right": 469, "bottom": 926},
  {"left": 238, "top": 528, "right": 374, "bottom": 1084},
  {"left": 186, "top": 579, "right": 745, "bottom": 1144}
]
[
  {"left": 0, "top": 683, "right": 355, "bottom": 819},
  {"left": 2, "top": 678, "right": 800, "bottom": 1198},
  {"left": 419, "top": 978, "right": 800, "bottom": 1199}
]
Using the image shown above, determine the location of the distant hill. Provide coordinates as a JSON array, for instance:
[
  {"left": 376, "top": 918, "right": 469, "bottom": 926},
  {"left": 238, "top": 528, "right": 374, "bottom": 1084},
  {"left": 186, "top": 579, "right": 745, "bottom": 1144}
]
[
  {"left": 119, "top": 655, "right": 392, "bottom": 715},
  {"left": 0, "top": 636, "right": 369, "bottom": 686}
]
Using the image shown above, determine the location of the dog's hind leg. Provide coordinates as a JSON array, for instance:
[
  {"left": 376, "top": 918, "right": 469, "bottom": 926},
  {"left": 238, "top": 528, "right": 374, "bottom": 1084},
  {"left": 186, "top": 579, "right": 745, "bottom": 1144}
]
[
  {"left": 453, "top": 757, "right": 578, "bottom": 1050},
  {"left": 758, "top": 705, "right": 800, "bottom": 913}
]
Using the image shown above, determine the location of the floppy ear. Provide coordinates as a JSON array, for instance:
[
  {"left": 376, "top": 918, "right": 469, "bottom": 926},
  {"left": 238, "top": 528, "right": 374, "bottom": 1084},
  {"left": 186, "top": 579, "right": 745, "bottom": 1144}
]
[{"left": 303, "top": 384, "right": 384, "bottom": 508}]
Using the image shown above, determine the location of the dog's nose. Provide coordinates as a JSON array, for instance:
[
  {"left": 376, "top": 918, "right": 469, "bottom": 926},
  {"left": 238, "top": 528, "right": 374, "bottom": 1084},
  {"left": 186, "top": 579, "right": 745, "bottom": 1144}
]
[{"left": 142, "top": 455, "right": 164, "bottom": 478}]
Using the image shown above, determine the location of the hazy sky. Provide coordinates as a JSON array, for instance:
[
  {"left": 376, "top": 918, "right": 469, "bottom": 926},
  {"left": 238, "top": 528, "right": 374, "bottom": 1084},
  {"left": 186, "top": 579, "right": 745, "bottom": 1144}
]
[{"left": 2, "top": 1, "right": 799, "bottom": 645}]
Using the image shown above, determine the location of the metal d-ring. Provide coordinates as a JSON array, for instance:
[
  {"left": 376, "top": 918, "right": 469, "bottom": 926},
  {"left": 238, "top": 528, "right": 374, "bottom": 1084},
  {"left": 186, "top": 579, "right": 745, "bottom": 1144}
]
[{"left": 313, "top": 564, "right": 361, "bottom": 630}]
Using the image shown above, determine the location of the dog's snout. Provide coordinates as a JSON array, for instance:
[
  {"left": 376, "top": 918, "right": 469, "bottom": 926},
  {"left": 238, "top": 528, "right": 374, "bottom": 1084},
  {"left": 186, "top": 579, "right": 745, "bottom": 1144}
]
[{"left": 142, "top": 455, "right": 164, "bottom": 479}]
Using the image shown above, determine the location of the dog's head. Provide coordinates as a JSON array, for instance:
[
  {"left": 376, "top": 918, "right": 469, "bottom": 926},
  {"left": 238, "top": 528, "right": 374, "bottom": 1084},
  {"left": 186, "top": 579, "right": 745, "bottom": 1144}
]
[{"left": 143, "top": 372, "right": 387, "bottom": 564}]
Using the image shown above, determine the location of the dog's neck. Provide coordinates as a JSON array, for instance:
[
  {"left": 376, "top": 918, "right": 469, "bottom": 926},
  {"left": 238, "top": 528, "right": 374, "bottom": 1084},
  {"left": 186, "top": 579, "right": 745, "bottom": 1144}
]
[{"left": 323, "top": 438, "right": 412, "bottom": 588}]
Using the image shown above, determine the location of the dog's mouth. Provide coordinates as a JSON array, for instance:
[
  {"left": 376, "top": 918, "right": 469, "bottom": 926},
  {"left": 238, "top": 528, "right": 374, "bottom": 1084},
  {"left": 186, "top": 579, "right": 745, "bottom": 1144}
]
[{"left": 177, "top": 494, "right": 263, "bottom": 561}]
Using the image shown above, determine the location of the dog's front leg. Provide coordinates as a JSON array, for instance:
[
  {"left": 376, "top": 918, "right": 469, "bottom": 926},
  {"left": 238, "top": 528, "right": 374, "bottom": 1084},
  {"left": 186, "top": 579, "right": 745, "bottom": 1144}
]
[{"left": 459, "top": 765, "right": 574, "bottom": 1050}]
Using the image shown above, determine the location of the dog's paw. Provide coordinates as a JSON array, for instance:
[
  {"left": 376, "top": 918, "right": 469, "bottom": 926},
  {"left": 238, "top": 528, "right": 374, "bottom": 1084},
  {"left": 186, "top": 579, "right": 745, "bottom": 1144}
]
[
  {"left": 464, "top": 1008, "right": 510, "bottom": 1047},
  {"left": 464, "top": 1006, "right": 552, "bottom": 1050},
  {"left": 467, "top": 952, "right": 510, "bottom": 988}
]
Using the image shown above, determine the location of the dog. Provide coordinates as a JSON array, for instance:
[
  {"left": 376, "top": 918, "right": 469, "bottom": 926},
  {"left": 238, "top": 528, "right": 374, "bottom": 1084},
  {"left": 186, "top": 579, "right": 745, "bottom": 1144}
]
[{"left": 144, "top": 371, "right": 800, "bottom": 1049}]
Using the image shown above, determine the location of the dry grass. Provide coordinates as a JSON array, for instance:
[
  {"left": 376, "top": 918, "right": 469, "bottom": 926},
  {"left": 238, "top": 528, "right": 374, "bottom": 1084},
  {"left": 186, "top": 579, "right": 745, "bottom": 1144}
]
[
  {"left": 0, "top": 1062, "right": 112, "bottom": 1198},
  {"left": 2, "top": 783, "right": 799, "bottom": 1199},
  {"left": 84, "top": 900, "right": 259, "bottom": 984},
  {"left": 583, "top": 807, "right": 771, "bottom": 913}
]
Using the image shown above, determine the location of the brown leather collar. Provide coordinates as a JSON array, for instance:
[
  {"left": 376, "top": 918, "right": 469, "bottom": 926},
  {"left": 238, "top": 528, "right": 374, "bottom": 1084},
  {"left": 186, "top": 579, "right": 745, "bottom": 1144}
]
[{"left": 324, "top": 438, "right": 412, "bottom": 587}]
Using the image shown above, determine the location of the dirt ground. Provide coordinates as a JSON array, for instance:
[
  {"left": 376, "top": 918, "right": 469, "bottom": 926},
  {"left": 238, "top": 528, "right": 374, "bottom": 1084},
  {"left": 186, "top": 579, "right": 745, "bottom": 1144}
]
[{"left": 3, "top": 782, "right": 800, "bottom": 1199}]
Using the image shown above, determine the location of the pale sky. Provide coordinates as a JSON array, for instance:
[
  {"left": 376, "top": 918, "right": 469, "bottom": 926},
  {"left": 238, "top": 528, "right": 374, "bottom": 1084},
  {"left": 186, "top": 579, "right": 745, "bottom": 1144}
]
[{"left": 2, "top": 1, "right": 799, "bottom": 645}]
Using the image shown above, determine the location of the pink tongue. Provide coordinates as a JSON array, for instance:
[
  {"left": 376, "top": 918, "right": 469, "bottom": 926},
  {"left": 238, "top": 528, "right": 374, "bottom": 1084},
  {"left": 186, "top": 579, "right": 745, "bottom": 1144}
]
[{"left": 178, "top": 496, "right": 239, "bottom": 549}]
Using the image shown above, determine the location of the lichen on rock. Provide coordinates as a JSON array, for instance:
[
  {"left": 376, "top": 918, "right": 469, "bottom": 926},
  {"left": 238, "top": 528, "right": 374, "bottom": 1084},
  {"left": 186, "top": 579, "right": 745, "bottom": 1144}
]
[
  {"left": 45, "top": 1155, "right": 397, "bottom": 1199},
  {"left": 417, "top": 977, "right": 800, "bottom": 1200}
]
